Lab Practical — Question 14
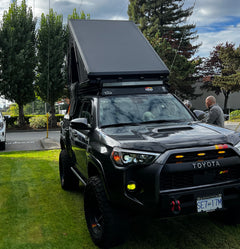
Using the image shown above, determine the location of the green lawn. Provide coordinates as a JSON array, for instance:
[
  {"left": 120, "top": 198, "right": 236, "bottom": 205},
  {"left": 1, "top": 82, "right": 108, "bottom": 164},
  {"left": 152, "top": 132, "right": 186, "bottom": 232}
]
[
  {"left": 0, "top": 150, "right": 96, "bottom": 249},
  {"left": 1, "top": 150, "right": 240, "bottom": 249}
]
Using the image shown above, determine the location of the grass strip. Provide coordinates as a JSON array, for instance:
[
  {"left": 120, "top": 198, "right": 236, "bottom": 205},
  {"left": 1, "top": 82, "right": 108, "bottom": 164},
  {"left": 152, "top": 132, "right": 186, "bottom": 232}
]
[{"left": 1, "top": 150, "right": 240, "bottom": 249}]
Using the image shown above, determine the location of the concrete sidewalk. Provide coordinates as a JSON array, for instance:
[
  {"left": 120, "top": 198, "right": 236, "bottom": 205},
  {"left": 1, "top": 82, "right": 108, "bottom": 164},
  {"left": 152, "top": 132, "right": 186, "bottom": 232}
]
[{"left": 40, "top": 137, "right": 60, "bottom": 150}]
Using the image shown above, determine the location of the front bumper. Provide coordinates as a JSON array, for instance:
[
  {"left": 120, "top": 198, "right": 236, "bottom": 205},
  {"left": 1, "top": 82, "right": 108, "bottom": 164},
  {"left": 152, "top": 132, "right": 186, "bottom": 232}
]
[
  {"left": 120, "top": 165, "right": 240, "bottom": 217},
  {"left": 159, "top": 181, "right": 240, "bottom": 217},
  {"left": 108, "top": 144, "right": 240, "bottom": 217}
]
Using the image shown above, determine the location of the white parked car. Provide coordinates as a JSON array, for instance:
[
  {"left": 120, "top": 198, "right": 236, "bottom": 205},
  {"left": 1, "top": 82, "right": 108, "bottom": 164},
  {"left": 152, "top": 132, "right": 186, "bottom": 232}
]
[{"left": 0, "top": 112, "right": 6, "bottom": 150}]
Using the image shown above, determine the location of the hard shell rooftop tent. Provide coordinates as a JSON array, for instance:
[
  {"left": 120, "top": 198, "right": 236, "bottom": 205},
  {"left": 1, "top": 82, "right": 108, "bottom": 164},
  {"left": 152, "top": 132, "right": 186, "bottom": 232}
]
[{"left": 68, "top": 19, "right": 169, "bottom": 84}]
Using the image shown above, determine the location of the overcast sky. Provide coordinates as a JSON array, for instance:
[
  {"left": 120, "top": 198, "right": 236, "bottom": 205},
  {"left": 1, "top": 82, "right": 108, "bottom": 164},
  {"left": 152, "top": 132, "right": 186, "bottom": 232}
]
[{"left": 0, "top": 0, "right": 240, "bottom": 58}]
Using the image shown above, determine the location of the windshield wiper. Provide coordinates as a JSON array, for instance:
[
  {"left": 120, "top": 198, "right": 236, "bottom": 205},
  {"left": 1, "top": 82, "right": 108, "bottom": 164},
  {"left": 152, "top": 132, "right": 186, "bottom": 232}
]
[{"left": 100, "top": 122, "right": 140, "bottom": 128}]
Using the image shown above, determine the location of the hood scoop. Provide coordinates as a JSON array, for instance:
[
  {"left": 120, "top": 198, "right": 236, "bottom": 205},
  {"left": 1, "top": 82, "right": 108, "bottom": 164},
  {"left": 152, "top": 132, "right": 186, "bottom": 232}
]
[{"left": 153, "top": 125, "right": 193, "bottom": 133}]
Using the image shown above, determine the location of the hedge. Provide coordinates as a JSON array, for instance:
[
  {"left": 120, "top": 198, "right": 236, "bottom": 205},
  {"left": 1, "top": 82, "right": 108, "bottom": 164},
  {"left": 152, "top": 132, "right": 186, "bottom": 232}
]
[
  {"left": 229, "top": 110, "right": 240, "bottom": 121},
  {"left": 4, "top": 114, "right": 64, "bottom": 128},
  {"left": 29, "top": 116, "right": 48, "bottom": 129}
]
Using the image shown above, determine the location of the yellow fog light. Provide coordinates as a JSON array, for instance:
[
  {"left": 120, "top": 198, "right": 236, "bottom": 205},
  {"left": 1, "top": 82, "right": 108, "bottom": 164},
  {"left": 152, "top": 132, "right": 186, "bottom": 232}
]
[{"left": 127, "top": 182, "right": 137, "bottom": 191}]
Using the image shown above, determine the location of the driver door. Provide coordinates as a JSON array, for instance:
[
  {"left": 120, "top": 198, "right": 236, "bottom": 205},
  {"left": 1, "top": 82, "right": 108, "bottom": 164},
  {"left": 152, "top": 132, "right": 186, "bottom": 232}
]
[{"left": 70, "top": 99, "right": 92, "bottom": 178}]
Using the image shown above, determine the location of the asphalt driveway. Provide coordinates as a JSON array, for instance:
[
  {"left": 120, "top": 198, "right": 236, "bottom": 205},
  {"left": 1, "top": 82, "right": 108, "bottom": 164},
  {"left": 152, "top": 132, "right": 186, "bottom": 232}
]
[{"left": 4, "top": 130, "right": 60, "bottom": 152}]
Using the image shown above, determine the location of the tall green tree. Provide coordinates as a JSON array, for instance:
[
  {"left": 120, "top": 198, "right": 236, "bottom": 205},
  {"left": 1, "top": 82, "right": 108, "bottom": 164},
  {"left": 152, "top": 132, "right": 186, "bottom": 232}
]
[
  {"left": 68, "top": 8, "right": 90, "bottom": 20},
  {"left": 213, "top": 44, "right": 240, "bottom": 111},
  {"left": 128, "top": 0, "right": 199, "bottom": 58},
  {"left": 0, "top": 0, "right": 36, "bottom": 126},
  {"left": 201, "top": 42, "right": 240, "bottom": 112},
  {"left": 128, "top": 0, "right": 200, "bottom": 98},
  {"left": 149, "top": 35, "right": 200, "bottom": 99},
  {"left": 149, "top": 34, "right": 200, "bottom": 99},
  {"left": 36, "top": 9, "right": 67, "bottom": 127}
]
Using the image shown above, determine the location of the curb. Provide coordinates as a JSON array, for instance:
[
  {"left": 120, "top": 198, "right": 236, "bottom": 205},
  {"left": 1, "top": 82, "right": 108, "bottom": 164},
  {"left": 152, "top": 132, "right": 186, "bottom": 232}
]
[{"left": 40, "top": 138, "right": 60, "bottom": 150}]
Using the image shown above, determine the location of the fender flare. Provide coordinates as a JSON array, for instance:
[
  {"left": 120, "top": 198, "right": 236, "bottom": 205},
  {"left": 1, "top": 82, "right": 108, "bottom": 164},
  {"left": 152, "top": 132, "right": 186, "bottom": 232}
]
[{"left": 87, "top": 154, "right": 111, "bottom": 200}]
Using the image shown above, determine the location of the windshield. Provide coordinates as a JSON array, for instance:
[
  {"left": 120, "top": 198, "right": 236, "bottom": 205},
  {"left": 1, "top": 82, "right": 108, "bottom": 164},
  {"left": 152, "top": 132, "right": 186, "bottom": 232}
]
[{"left": 99, "top": 94, "right": 194, "bottom": 127}]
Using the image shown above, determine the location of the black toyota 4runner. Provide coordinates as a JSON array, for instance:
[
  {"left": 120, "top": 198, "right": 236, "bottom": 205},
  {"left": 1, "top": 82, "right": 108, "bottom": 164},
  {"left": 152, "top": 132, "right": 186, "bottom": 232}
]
[{"left": 59, "top": 20, "right": 240, "bottom": 248}]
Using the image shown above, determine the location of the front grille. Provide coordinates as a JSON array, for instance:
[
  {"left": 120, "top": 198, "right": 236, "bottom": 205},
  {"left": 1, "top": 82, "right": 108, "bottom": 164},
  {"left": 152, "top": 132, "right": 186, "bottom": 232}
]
[
  {"left": 160, "top": 146, "right": 240, "bottom": 191},
  {"left": 160, "top": 166, "right": 240, "bottom": 191},
  {"left": 166, "top": 148, "right": 236, "bottom": 164}
]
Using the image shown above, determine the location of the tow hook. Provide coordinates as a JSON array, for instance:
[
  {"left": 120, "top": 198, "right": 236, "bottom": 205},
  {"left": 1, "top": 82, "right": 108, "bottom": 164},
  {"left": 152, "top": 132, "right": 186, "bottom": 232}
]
[{"left": 170, "top": 200, "right": 181, "bottom": 215}]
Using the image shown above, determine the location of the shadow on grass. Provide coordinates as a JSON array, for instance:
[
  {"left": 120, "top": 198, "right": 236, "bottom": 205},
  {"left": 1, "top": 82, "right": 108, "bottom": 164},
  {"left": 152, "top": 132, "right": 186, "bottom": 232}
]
[{"left": 117, "top": 211, "right": 240, "bottom": 249}]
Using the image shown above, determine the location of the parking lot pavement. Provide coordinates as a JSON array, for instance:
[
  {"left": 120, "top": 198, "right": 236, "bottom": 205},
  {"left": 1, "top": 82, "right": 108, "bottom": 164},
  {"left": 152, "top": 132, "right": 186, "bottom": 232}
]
[
  {"left": 4, "top": 130, "right": 60, "bottom": 152},
  {"left": 5, "top": 140, "right": 43, "bottom": 152},
  {"left": 224, "top": 121, "right": 240, "bottom": 132}
]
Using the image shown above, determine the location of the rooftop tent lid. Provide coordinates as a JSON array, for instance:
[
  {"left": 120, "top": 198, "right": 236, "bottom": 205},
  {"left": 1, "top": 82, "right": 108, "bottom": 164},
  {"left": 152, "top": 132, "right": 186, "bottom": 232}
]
[{"left": 68, "top": 19, "right": 169, "bottom": 78}]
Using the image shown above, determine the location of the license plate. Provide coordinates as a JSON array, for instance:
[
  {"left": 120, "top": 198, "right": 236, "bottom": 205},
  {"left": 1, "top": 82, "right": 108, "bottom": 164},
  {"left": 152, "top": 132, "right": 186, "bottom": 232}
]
[{"left": 197, "top": 195, "right": 222, "bottom": 213}]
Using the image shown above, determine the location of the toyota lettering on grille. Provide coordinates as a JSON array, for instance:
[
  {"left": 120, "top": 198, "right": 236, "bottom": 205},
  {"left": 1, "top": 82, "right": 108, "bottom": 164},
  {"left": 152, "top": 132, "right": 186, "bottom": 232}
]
[{"left": 192, "top": 160, "right": 221, "bottom": 169}]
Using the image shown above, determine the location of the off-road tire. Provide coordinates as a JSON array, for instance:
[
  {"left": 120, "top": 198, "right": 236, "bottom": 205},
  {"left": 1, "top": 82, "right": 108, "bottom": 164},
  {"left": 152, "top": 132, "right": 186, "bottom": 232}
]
[
  {"left": 84, "top": 176, "right": 128, "bottom": 248},
  {"left": 59, "top": 150, "right": 79, "bottom": 190}
]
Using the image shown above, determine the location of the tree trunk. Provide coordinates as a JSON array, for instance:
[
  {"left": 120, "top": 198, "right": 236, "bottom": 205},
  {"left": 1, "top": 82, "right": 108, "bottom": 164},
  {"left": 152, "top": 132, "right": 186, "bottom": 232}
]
[
  {"left": 18, "top": 103, "right": 25, "bottom": 127},
  {"left": 49, "top": 103, "right": 57, "bottom": 128},
  {"left": 223, "top": 90, "right": 230, "bottom": 114}
]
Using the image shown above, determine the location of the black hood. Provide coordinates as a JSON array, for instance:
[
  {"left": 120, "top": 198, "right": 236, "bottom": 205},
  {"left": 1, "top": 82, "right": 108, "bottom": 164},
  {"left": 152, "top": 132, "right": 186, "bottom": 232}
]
[{"left": 101, "top": 122, "right": 240, "bottom": 153}]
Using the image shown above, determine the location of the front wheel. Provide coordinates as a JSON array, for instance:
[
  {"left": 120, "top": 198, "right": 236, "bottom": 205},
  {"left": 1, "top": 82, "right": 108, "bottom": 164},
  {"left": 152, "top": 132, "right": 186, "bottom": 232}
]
[{"left": 84, "top": 176, "right": 128, "bottom": 248}]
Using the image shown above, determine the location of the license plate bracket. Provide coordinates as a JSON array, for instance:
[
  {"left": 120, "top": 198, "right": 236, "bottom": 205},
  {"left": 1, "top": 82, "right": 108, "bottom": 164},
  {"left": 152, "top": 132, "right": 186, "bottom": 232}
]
[{"left": 197, "top": 195, "right": 222, "bottom": 213}]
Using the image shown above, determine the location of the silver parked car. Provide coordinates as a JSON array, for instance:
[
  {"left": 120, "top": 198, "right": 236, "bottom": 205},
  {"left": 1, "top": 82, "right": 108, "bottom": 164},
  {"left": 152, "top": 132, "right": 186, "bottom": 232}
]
[{"left": 0, "top": 112, "right": 6, "bottom": 150}]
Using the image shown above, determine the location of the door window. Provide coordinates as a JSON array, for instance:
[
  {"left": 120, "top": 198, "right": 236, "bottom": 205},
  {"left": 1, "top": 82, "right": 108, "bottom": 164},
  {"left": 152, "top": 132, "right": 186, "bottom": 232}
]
[{"left": 80, "top": 101, "right": 92, "bottom": 124}]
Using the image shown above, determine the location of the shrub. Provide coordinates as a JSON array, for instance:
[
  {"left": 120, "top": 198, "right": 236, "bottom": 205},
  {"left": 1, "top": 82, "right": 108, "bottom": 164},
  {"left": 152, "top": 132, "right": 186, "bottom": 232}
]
[
  {"left": 5, "top": 114, "right": 64, "bottom": 128},
  {"left": 229, "top": 110, "right": 240, "bottom": 120},
  {"left": 29, "top": 116, "right": 47, "bottom": 129}
]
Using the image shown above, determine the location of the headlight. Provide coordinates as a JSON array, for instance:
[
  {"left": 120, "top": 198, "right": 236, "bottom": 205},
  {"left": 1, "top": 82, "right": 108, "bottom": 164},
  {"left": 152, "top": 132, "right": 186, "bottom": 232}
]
[
  {"left": 234, "top": 141, "right": 240, "bottom": 152},
  {"left": 0, "top": 122, "right": 3, "bottom": 130},
  {"left": 111, "top": 147, "right": 160, "bottom": 167}
]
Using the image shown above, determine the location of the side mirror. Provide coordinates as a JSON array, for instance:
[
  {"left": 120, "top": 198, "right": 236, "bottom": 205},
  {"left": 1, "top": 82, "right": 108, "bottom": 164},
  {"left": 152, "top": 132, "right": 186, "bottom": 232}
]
[
  {"left": 70, "top": 118, "right": 90, "bottom": 130},
  {"left": 193, "top": 110, "right": 206, "bottom": 121}
]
